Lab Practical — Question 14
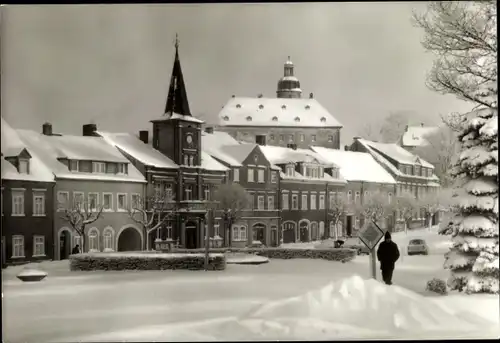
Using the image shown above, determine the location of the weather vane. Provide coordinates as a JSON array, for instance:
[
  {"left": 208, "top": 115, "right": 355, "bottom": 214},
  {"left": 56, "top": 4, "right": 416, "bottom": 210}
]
[{"left": 175, "top": 33, "right": 179, "bottom": 49}]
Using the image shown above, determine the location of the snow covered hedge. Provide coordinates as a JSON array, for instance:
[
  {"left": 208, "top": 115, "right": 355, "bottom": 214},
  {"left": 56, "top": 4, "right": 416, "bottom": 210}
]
[
  {"left": 171, "top": 247, "right": 357, "bottom": 262},
  {"left": 69, "top": 252, "right": 226, "bottom": 271}
]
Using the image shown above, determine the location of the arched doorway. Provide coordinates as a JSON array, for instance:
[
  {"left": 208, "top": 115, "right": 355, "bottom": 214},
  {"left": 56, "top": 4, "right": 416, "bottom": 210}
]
[
  {"left": 253, "top": 223, "right": 266, "bottom": 245},
  {"left": 185, "top": 221, "right": 198, "bottom": 249},
  {"left": 117, "top": 226, "right": 142, "bottom": 252},
  {"left": 299, "top": 221, "right": 309, "bottom": 242},
  {"left": 59, "top": 230, "right": 71, "bottom": 260},
  {"left": 282, "top": 222, "right": 296, "bottom": 243},
  {"left": 311, "top": 222, "right": 319, "bottom": 241},
  {"left": 270, "top": 226, "right": 278, "bottom": 247}
]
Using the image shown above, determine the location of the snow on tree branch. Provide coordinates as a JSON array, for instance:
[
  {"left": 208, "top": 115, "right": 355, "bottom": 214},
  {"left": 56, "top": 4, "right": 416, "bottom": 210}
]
[
  {"left": 354, "top": 190, "right": 394, "bottom": 225},
  {"left": 127, "top": 191, "right": 176, "bottom": 234}
]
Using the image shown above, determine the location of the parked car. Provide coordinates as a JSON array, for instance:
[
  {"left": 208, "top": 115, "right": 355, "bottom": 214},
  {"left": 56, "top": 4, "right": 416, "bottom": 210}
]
[
  {"left": 407, "top": 239, "right": 429, "bottom": 256},
  {"left": 341, "top": 237, "right": 370, "bottom": 255}
]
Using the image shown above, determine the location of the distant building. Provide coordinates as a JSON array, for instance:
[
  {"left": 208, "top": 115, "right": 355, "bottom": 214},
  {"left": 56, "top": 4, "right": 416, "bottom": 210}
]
[
  {"left": 216, "top": 57, "right": 343, "bottom": 150},
  {"left": 397, "top": 124, "right": 439, "bottom": 152},
  {"left": 310, "top": 146, "right": 397, "bottom": 234},
  {"left": 18, "top": 124, "right": 146, "bottom": 260},
  {"left": 349, "top": 137, "right": 440, "bottom": 229},
  {"left": 1, "top": 118, "right": 56, "bottom": 265}
]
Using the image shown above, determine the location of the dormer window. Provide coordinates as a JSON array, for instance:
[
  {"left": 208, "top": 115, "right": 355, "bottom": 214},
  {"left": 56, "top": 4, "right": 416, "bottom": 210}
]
[
  {"left": 69, "top": 160, "right": 79, "bottom": 172},
  {"left": 305, "top": 105, "right": 311, "bottom": 110},
  {"left": 92, "top": 162, "right": 106, "bottom": 174},
  {"left": 223, "top": 116, "right": 229, "bottom": 121},
  {"left": 320, "top": 117, "right": 326, "bottom": 123},
  {"left": 246, "top": 116, "right": 252, "bottom": 121},
  {"left": 236, "top": 104, "right": 241, "bottom": 109},
  {"left": 18, "top": 159, "right": 29, "bottom": 174},
  {"left": 286, "top": 165, "right": 294, "bottom": 177},
  {"left": 319, "top": 166, "right": 324, "bottom": 178},
  {"left": 117, "top": 163, "right": 128, "bottom": 174},
  {"left": 259, "top": 104, "right": 264, "bottom": 109},
  {"left": 294, "top": 117, "right": 300, "bottom": 122},
  {"left": 272, "top": 116, "right": 278, "bottom": 121},
  {"left": 281, "top": 105, "right": 286, "bottom": 110}
]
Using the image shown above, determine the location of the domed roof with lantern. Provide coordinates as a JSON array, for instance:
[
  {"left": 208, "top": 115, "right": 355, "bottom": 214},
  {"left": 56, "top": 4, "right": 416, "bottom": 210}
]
[{"left": 277, "top": 56, "right": 302, "bottom": 98}]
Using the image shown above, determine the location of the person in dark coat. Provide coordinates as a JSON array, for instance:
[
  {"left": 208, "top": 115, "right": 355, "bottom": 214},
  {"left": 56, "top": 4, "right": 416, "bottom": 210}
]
[
  {"left": 377, "top": 231, "right": 400, "bottom": 285},
  {"left": 71, "top": 245, "right": 80, "bottom": 255}
]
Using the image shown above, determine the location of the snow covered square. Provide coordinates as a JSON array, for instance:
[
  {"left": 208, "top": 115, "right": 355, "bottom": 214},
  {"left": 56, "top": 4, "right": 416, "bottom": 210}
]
[{"left": 2, "top": 228, "right": 498, "bottom": 342}]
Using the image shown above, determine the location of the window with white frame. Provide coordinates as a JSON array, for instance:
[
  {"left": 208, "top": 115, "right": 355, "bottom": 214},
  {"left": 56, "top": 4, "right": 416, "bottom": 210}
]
[
  {"left": 103, "top": 230, "right": 113, "bottom": 251},
  {"left": 319, "top": 194, "right": 325, "bottom": 209},
  {"left": 329, "top": 192, "right": 336, "bottom": 209},
  {"left": 69, "top": 160, "right": 79, "bottom": 171},
  {"left": 301, "top": 194, "right": 308, "bottom": 210},
  {"left": 183, "top": 154, "right": 189, "bottom": 166},
  {"left": 258, "top": 169, "right": 265, "bottom": 183},
  {"left": 354, "top": 216, "right": 360, "bottom": 230},
  {"left": 103, "top": 193, "right": 113, "bottom": 211},
  {"left": 33, "top": 192, "right": 45, "bottom": 216},
  {"left": 292, "top": 194, "right": 299, "bottom": 210},
  {"left": 12, "top": 190, "right": 24, "bottom": 216},
  {"left": 73, "top": 192, "right": 84, "bottom": 207},
  {"left": 282, "top": 193, "right": 289, "bottom": 210},
  {"left": 165, "top": 224, "right": 173, "bottom": 239},
  {"left": 288, "top": 134, "right": 294, "bottom": 142},
  {"left": 12, "top": 235, "right": 24, "bottom": 258},
  {"left": 19, "top": 159, "right": 29, "bottom": 173},
  {"left": 388, "top": 192, "right": 393, "bottom": 204},
  {"left": 286, "top": 165, "right": 294, "bottom": 177},
  {"left": 311, "top": 134, "right": 317, "bottom": 142},
  {"left": 232, "top": 226, "right": 239, "bottom": 241},
  {"left": 88, "top": 230, "right": 99, "bottom": 252},
  {"left": 88, "top": 192, "right": 99, "bottom": 211},
  {"left": 310, "top": 193, "right": 317, "bottom": 210},
  {"left": 279, "top": 134, "right": 284, "bottom": 142},
  {"left": 184, "top": 185, "right": 193, "bottom": 201},
  {"left": 92, "top": 162, "right": 106, "bottom": 173},
  {"left": 233, "top": 168, "right": 240, "bottom": 182},
  {"left": 33, "top": 235, "right": 45, "bottom": 256},
  {"left": 328, "top": 135, "right": 333, "bottom": 142},
  {"left": 355, "top": 191, "right": 360, "bottom": 204},
  {"left": 117, "top": 163, "right": 127, "bottom": 174},
  {"left": 214, "top": 223, "right": 220, "bottom": 237},
  {"left": 189, "top": 155, "right": 194, "bottom": 166},
  {"left": 271, "top": 171, "right": 277, "bottom": 183},
  {"left": 131, "top": 193, "right": 141, "bottom": 209},
  {"left": 240, "top": 226, "right": 247, "bottom": 241},
  {"left": 300, "top": 134, "right": 305, "bottom": 142},
  {"left": 117, "top": 193, "right": 127, "bottom": 211},
  {"left": 57, "top": 191, "right": 69, "bottom": 210},
  {"left": 347, "top": 191, "right": 352, "bottom": 204},
  {"left": 247, "top": 168, "right": 254, "bottom": 182},
  {"left": 257, "top": 196, "right": 265, "bottom": 210},
  {"left": 268, "top": 196, "right": 274, "bottom": 210},
  {"left": 203, "top": 185, "right": 211, "bottom": 201}
]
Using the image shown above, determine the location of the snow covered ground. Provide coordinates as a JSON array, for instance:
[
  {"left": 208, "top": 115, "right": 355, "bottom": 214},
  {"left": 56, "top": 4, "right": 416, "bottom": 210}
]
[{"left": 2, "top": 228, "right": 498, "bottom": 342}]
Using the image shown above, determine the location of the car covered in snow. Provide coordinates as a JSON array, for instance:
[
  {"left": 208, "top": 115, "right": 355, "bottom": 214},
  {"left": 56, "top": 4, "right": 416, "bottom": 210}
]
[
  {"left": 407, "top": 239, "right": 429, "bottom": 256},
  {"left": 340, "top": 237, "right": 370, "bottom": 255}
]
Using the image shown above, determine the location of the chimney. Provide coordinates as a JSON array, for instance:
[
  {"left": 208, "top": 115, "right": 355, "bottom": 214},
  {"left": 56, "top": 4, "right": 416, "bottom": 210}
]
[
  {"left": 353, "top": 136, "right": 360, "bottom": 140},
  {"left": 421, "top": 122, "right": 424, "bottom": 127},
  {"left": 309, "top": 92, "right": 314, "bottom": 99},
  {"left": 204, "top": 127, "right": 214, "bottom": 134},
  {"left": 256, "top": 135, "right": 266, "bottom": 146},
  {"left": 42, "top": 122, "right": 52, "bottom": 136},
  {"left": 139, "top": 130, "right": 149, "bottom": 144},
  {"left": 257, "top": 93, "right": 263, "bottom": 98},
  {"left": 405, "top": 125, "right": 409, "bottom": 132},
  {"left": 231, "top": 94, "right": 235, "bottom": 98},
  {"left": 82, "top": 123, "right": 97, "bottom": 137}
]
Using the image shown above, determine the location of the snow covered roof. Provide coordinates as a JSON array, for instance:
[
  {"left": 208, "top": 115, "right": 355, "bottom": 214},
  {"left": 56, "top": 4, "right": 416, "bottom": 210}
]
[
  {"left": 310, "top": 146, "right": 396, "bottom": 184},
  {"left": 219, "top": 144, "right": 259, "bottom": 164},
  {"left": 201, "top": 131, "right": 243, "bottom": 167},
  {"left": 16, "top": 130, "right": 146, "bottom": 183},
  {"left": 218, "top": 97, "right": 342, "bottom": 128},
  {"left": 258, "top": 145, "right": 333, "bottom": 167},
  {"left": 1, "top": 118, "right": 55, "bottom": 182},
  {"left": 200, "top": 151, "right": 229, "bottom": 171},
  {"left": 151, "top": 113, "right": 205, "bottom": 124},
  {"left": 400, "top": 126, "right": 440, "bottom": 147},
  {"left": 97, "top": 131, "right": 178, "bottom": 169},
  {"left": 358, "top": 139, "right": 434, "bottom": 169}
]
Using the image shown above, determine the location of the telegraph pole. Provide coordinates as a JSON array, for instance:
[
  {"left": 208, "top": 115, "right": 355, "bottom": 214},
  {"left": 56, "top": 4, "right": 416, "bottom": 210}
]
[{"left": 204, "top": 208, "right": 211, "bottom": 271}]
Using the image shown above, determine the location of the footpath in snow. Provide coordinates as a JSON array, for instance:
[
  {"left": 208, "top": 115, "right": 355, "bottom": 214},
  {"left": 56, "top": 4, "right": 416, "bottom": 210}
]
[{"left": 74, "top": 275, "right": 499, "bottom": 341}]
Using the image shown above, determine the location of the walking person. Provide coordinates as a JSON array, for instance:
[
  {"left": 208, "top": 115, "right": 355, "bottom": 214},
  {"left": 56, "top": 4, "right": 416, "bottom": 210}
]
[{"left": 377, "top": 231, "right": 400, "bottom": 285}]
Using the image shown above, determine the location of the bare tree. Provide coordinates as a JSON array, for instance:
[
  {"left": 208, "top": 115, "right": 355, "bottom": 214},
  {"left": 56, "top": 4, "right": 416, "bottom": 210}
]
[
  {"left": 414, "top": 125, "right": 460, "bottom": 187},
  {"left": 413, "top": 1, "right": 497, "bottom": 108},
  {"left": 354, "top": 190, "right": 395, "bottom": 229},
  {"left": 60, "top": 198, "right": 104, "bottom": 253},
  {"left": 395, "top": 191, "right": 420, "bottom": 235},
  {"left": 212, "top": 183, "right": 252, "bottom": 247},
  {"left": 127, "top": 192, "right": 176, "bottom": 250},
  {"left": 327, "top": 193, "right": 349, "bottom": 240},
  {"left": 418, "top": 188, "right": 454, "bottom": 231}
]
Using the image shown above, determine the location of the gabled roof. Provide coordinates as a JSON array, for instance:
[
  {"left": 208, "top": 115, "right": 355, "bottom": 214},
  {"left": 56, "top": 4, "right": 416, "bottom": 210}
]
[
  {"left": 311, "top": 146, "right": 396, "bottom": 184},
  {"left": 400, "top": 126, "right": 440, "bottom": 147},
  {"left": 97, "top": 131, "right": 178, "bottom": 169},
  {"left": 357, "top": 138, "right": 434, "bottom": 168},
  {"left": 17, "top": 130, "right": 145, "bottom": 183},
  {"left": 258, "top": 145, "right": 332, "bottom": 166},
  {"left": 1, "top": 118, "right": 55, "bottom": 182},
  {"left": 200, "top": 151, "right": 229, "bottom": 171},
  {"left": 219, "top": 144, "right": 259, "bottom": 164},
  {"left": 217, "top": 97, "right": 342, "bottom": 128},
  {"left": 202, "top": 131, "right": 240, "bottom": 149}
]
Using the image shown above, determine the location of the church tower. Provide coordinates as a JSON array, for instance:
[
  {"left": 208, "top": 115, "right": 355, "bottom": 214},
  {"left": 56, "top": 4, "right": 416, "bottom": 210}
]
[
  {"left": 151, "top": 35, "right": 204, "bottom": 167},
  {"left": 276, "top": 56, "right": 302, "bottom": 99}
]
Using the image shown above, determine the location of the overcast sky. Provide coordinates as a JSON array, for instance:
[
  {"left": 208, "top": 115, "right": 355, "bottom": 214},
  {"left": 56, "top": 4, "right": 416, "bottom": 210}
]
[{"left": 1, "top": 3, "right": 472, "bottom": 142}]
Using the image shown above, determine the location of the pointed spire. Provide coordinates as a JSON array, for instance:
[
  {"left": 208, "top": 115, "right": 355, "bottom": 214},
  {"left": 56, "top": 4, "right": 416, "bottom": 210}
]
[{"left": 164, "top": 33, "right": 192, "bottom": 117}]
